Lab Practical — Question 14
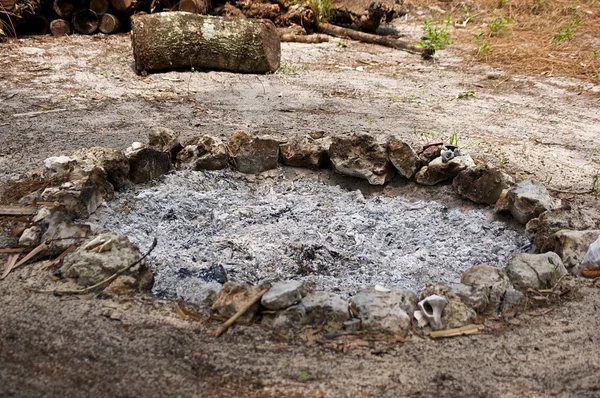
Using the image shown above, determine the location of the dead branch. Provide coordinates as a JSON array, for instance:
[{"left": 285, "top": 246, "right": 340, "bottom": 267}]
[
  {"left": 212, "top": 288, "right": 268, "bottom": 337},
  {"left": 317, "top": 22, "right": 434, "bottom": 58},
  {"left": 280, "top": 33, "right": 329, "bottom": 43},
  {"left": 0, "top": 205, "right": 36, "bottom": 216},
  {"left": 12, "top": 108, "right": 67, "bottom": 118},
  {"left": 25, "top": 237, "right": 157, "bottom": 295},
  {"left": 429, "top": 324, "right": 483, "bottom": 339}
]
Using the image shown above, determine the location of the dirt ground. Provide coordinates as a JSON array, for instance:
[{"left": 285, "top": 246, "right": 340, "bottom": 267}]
[{"left": 1, "top": 26, "right": 600, "bottom": 397}]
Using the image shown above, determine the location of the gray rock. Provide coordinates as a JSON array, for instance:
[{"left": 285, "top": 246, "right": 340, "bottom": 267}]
[
  {"left": 228, "top": 131, "right": 279, "bottom": 174},
  {"left": 41, "top": 210, "right": 91, "bottom": 251},
  {"left": 453, "top": 163, "right": 514, "bottom": 205},
  {"left": 300, "top": 291, "right": 350, "bottom": 328},
  {"left": 388, "top": 138, "right": 422, "bottom": 179},
  {"left": 343, "top": 318, "right": 361, "bottom": 332},
  {"left": 148, "top": 127, "right": 178, "bottom": 153},
  {"left": 525, "top": 208, "right": 595, "bottom": 252},
  {"left": 61, "top": 232, "right": 154, "bottom": 291},
  {"left": 176, "top": 135, "right": 229, "bottom": 171},
  {"left": 503, "top": 288, "right": 525, "bottom": 305},
  {"left": 506, "top": 252, "right": 568, "bottom": 291},
  {"left": 261, "top": 280, "right": 306, "bottom": 310},
  {"left": 212, "top": 282, "right": 263, "bottom": 322},
  {"left": 329, "top": 134, "right": 395, "bottom": 185},
  {"left": 72, "top": 147, "right": 130, "bottom": 191},
  {"left": 179, "top": 282, "right": 222, "bottom": 306},
  {"left": 18, "top": 226, "right": 42, "bottom": 246},
  {"left": 279, "top": 135, "right": 332, "bottom": 170},
  {"left": 349, "top": 288, "right": 417, "bottom": 335},
  {"left": 270, "top": 304, "right": 307, "bottom": 329},
  {"left": 414, "top": 155, "right": 475, "bottom": 186},
  {"left": 507, "top": 179, "right": 555, "bottom": 224},
  {"left": 460, "top": 264, "right": 510, "bottom": 313},
  {"left": 450, "top": 283, "right": 488, "bottom": 312},
  {"left": 127, "top": 147, "right": 170, "bottom": 184},
  {"left": 550, "top": 229, "right": 600, "bottom": 270},
  {"left": 41, "top": 178, "right": 111, "bottom": 218},
  {"left": 42, "top": 155, "right": 76, "bottom": 179},
  {"left": 443, "top": 298, "right": 476, "bottom": 329}
]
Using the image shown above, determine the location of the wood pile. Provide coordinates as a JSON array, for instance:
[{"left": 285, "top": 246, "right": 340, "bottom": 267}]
[{"left": 1, "top": 0, "right": 431, "bottom": 57}]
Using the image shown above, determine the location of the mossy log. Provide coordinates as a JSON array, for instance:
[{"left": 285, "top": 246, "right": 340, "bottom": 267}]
[{"left": 131, "top": 12, "right": 281, "bottom": 75}]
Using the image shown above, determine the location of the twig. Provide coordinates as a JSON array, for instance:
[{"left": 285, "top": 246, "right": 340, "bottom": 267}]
[
  {"left": 11, "top": 241, "right": 48, "bottom": 270},
  {"left": 430, "top": 324, "right": 483, "bottom": 339},
  {"left": 280, "top": 34, "right": 329, "bottom": 43},
  {"left": 547, "top": 186, "right": 592, "bottom": 195},
  {"left": 1, "top": 254, "right": 20, "bottom": 280},
  {"left": 12, "top": 108, "right": 67, "bottom": 118},
  {"left": 0, "top": 247, "right": 29, "bottom": 253},
  {"left": 212, "top": 288, "right": 268, "bottom": 337},
  {"left": 25, "top": 238, "right": 157, "bottom": 295}
]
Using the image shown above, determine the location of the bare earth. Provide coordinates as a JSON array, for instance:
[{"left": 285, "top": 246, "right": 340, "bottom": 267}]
[{"left": 1, "top": 30, "right": 600, "bottom": 398}]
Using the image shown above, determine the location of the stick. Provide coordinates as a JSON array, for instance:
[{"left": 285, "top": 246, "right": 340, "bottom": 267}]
[
  {"left": 0, "top": 247, "right": 29, "bottom": 253},
  {"left": 11, "top": 241, "right": 48, "bottom": 270},
  {"left": 0, "top": 254, "right": 20, "bottom": 280},
  {"left": 212, "top": 288, "right": 268, "bottom": 337},
  {"left": 0, "top": 205, "right": 37, "bottom": 216},
  {"left": 317, "top": 22, "right": 434, "bottom": 58},
  {"left": 25, "top": 237, "right": 157, "bottom": 295},
  {"left": 12, "top": 108, "right": 67, "bottom": 118},
  {"left": 430, "top": 324, "right": 483, "bottom": 339}
]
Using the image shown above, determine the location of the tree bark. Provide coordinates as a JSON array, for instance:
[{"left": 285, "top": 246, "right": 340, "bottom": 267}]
[
  {"left": 99, "top": 13, "right": 120, "bottom": 33},
  {"left": 50, "top": 18, "right": 72, "bottom": 36},
  {"left": 90, "top": 0, "right": 110, "bottom": 16},
  {"left": 131, "top": 12, "right": 281, "bottom": 75},
  {"left": 317, "top": 22, "right": 434, "bottom": 58},
  {"left": 175, "top": 0, "right": 209, "bottom": 14},
  {"left": 72, "top": 8, "right": 99, "bottom": 34}
]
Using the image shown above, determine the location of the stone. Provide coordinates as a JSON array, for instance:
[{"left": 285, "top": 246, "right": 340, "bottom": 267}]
[
  {"left": 460, "top": 264, "right": 511, "bottom": 313},
  {"left": 443, "top": 298, "right": 476, "bottom": 329},
  {"left": 279, "top": 135, "right": 332, "bottom": 170},
  {"left": 126, "top": 147, "right": 170, "bottom": 184},
  {"left": 507, "top": 179, "right": 555, "bottom": 224},
  {"left": 388, "top": 138, "right": 422, "bottom": 179},
  {"left": 414, "top": 155, "right": 475, "bottom": 186},
  {"left": 228, "top": 131, "right": 279, "bottom": 174},
  {"left": 550, "top": 229, "right": 600, "bottom": 270},
  {"left": 18, "top": 226, "right": 42, "bottom": 246},
  {"left": 61, "top": 232, "right": 154, "bottom": 291},
  {"left": 41, "top": 210, "right": 92, "bottom": 251},
  {"left": 505, "top": 252, "right": 568, "bottom": 291},
  {"left": 148, "top": 126, "right": 183, "bottom": 162},
  {"left": 418, "top": 144, "right": 443, "bottom": 164},
  {"left": 261, "top": 280, "right": 306, "bottom": 310},
  {"left": 42, "top": 156, "right": 76, "bottom": 179},
  {"left": 450, "top": 283, "right": 488, "bottom": 313},
  {"left": 343, "top": 318, "right": 362, "bottom": 332},
  {"left": 503, "top": 288, "right": 525, "bottom": 305},
  {"left": 329, "top": 134, "right": 395, "bottom": 185},
  {"left": 176, "top": 135, "right": 229, "bottom": 171},
  {"left": 525, "top": 208, "right": 595, "bottom": 252},
  {"left": 72, "top": 147, "right": 130, "bottom": 191},
  {"left": 41, "top": 175, "right": 112, "bottom": 218},
  {"left": 270, "top": 304, "right": 307, "bottom": 329},
  {"left": 104, "top": 276, "right": 138, "bottom": 297},
  {"left": 349, "top": 288, "right": 417, "bottom": 335},
  {"left": 453, "top": 164, "right": 514, "bottom": 205},
  {"left": 299, "top": 291, "right": 350, "bottom": 328},
  {"left": 178, "top": 282, "right": 222, "bottom": 306},
  {"left": 211, "top": 282, "right": 263, "bottom": 322}
]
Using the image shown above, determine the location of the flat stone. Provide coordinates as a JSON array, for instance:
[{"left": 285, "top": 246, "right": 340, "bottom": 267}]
[
  {"left": 507, "top": 179, "right": 555, "bottom": 224},
  {"left": 261, "top": 280, "right": 306, "bottom": 310},
  {"left": 525, "top": 207, "right": 595, "bottom": 252},
  {"left": 72, "top": 147, "right": 130, "bottom": 191},
  {"left": 453, "top": 163, "right": 514, "bottom": 205},
  {"left": 329, "top": 134, "right": 395, "bottom": 185},
  {"left": 418, "top": 144, "right": 442, "bottom": 164},
  {"left": 61, "top": 232, "right": 154, "bottom": 291},
  {"left": 228, "top": 131, "right": 279, "bottom": 174},
  {"left": 505, "top": 252, "right": 568, "bottom": 291},
  {"left": 450, "top": 283, "right": 488, "bottom": 313},
  {"left": 127, "top": 147, "right": 170, "bottom": 184},
  {"left": 414, "top": 154, "right": 475, "bottom": 186},
  {"left": 179, "top": 282, "right": 222, "bottom": 306},
  {"left": 550, "top": 229, "right": 600, "bottom": 270},
  {"left": 279, "top": 135, "right": 332, "bottom": 170},
  {"left": 460, "top": 264, "right": 511, "bottom": 313},
  {"left": 348, "top": 288, "right": 417, "bottom": 335},
  {"left": 176, "top": 135, "right": 229, "bottom": 171},
  {"left": 443, "top": 298, "right": 476, "bottom": 329},
  {"left": 388, "top": 138, "right": 422, "bottom": 179},
  {"left": 212, "top": 282, "right": 263, "bottom": 322},
  {"left": 18, "top": 226, "right": 42, "bottom": 246}
]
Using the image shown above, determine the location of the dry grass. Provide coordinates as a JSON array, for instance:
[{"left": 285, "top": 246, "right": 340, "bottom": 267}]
[{"left": 406, "top": 0, "right": 600, "bottom": 84}]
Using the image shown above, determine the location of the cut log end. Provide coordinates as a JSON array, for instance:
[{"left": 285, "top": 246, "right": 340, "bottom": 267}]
[
  {"left": 54, "top": 0, "right": 82, "bottom": 18},
  {"left": 73, "top": 9, "right": 99, "bottom": 34},
  {"left": 110, "top": 0, "right": 134, "bottom": 13},
  {"left": 90, "top": 0, "right": 110, "bottom": 16},
  {"left": 50, "top": 19, "right": 72, "bottom": 36},
  {"left": 176, "top": 0, "right": 210, "bottom": 14},
  {"left": 99, "top": 13, "right": 121, "bottom": 34}
]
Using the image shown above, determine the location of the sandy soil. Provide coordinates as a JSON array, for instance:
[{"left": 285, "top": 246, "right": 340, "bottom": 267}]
[{"left": 1, "top": 29, "right": 600, "bottom": 397}]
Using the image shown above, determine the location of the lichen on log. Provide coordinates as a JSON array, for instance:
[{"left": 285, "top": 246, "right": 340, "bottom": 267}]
[{"left": 130, "top": 12, "right": 281, "bottom": 75}]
